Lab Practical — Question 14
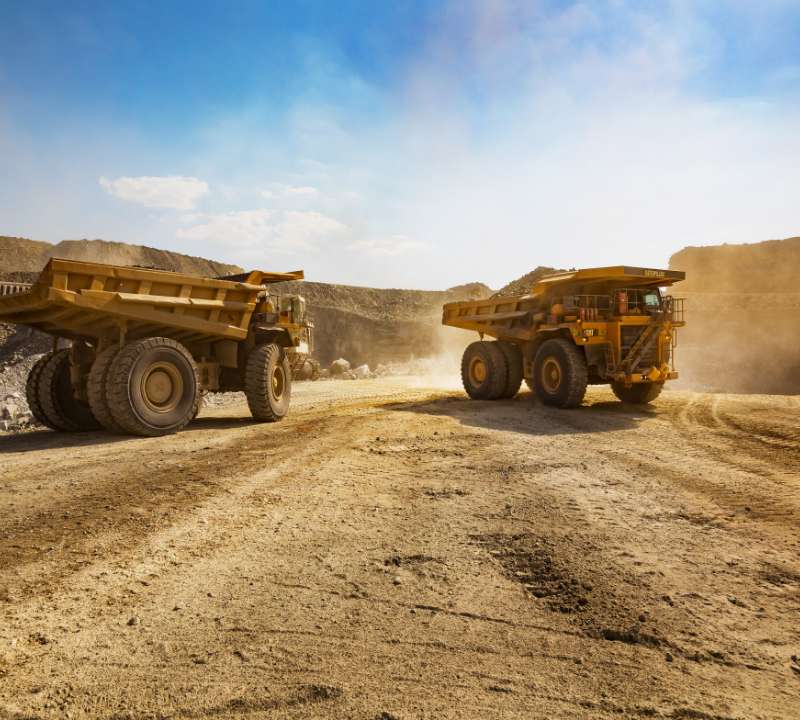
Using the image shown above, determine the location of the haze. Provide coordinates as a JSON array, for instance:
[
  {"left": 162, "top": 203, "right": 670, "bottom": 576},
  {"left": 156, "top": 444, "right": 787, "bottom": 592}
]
[{"left": 1, "top": 1, "right": 799, "bottom": 289}]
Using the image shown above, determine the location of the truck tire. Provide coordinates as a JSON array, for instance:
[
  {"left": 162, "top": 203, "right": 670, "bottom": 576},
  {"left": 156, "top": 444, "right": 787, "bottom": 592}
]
[
  {"left": 107, "top": 337, "right": 199, "bottom": 437},
  {"left": 611, "top": 381, "right": 664, "bottom": 404},
  {"left": 25, "top": 352, "right": 58, "bottom": 429},
  {"left": 532, "top": 338, "right": 588, "bottom": 408},
  {"left": 87, "top": 345, "right": 125, "bottom": 433},
  {"left": 496, "top": 341, "right": 523, "bottom": 398},
  {"left": 245, "top": 343, "right": 292, "bottom": 421},
  {"left": 461, "top": 341, "right": 508, "bottom": 400},
  {"left": 37, "top": 349, "right": 100, "bottom": 431}
]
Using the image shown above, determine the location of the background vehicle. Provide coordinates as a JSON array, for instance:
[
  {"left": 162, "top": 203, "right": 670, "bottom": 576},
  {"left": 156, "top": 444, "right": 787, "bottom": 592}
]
[
  {"left": 442, "top": 266, "right": 686, "bottom": 407},
  {"left": 0, "top": 259, "right": 313, "bottom": 436}
]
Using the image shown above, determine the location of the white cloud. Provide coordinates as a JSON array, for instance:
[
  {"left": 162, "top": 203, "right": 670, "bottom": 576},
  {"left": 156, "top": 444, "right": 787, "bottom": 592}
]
[
  {"left": 260, "top": 184, "right": 319, "bottom": 201},
  {"left": 177, "top": 209, "right": 274, "bottom": 246},
  {"left": 11, "top": 1, "right": 793, "bottom": 290},
  {"left": 285, "top": 185, "right": 318, "bottom": 195},
  {"left": 277, "top": 210, "right": 345, "bottom": 247},
  {"left": 176, "top": 209, "right": 346, "bottom": 253},
  {"left": 99, "top": 175, "right": 208, "bottom": 210},
  {"left": 348, "top": 235, "right": 427, "bottom": 257}
]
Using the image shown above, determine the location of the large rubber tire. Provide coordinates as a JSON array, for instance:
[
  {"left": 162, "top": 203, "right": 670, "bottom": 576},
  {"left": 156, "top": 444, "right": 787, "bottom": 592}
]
[
  {"left": 532, "top": 338, "right": 588, "bottom": 408},
  {"left": 611, "top": 381, "right": 664, "bottom": 404},
  {"left": 461, "top": 341, "right": 508, "bottom": 400},
  {"left": 87, "top": 345, "right": 125, "bottom": 433},
  {"left": 245, "top": 343, "right": 292, "bottom": 421},
  {"left": 107, "top": 338, "right": 199, "bottom": 437},
  {"left": 38, "top": 349, "right": 100, "bottom": 431},
  {"left": 496, "top": 341, "right": 523, "bottom": 399},
  {"left": 25, "top": 353, "right": 58, "bottom": 429}
]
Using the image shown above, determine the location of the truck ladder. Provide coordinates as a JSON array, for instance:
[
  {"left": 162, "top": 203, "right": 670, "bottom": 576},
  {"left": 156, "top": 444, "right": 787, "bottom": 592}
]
[{"left": 621, "top": 321, "right": 663, "bottom": 373}]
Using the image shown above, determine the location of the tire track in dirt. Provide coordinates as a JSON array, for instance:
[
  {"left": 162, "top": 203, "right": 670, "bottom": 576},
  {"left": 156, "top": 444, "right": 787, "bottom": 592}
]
[
  {"left": 0, "top": 391, "right": 451, "bottom": 600},
  {"left": 2, "top": 383, "right": 798, "bottom": 719},
  {"left": 672, "top": 393, "right": 799, "bottom": 474}
]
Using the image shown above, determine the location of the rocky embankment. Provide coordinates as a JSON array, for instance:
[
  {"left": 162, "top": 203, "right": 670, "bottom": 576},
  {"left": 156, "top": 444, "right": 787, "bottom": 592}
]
[{"left": 272, "top": 280, "right": 493, "bottom": 367}]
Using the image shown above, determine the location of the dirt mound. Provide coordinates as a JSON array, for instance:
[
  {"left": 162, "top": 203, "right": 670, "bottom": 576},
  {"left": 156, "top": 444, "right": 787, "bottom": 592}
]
[
  {"left": 0, "top": 236, "right": 242, "bottom": 277},
  {"left": 670, "top": 236, "right": 800, "bottom": 293},
  {"left": 50, "top": 239, "right": 242, "bottom": 277},
  {"left": 494, "top": 266, "right": 562, "bottom": 296},
  {"left": 0, "top": 237, "right": 51, "bottom": 272},
  {"left": 670, "top": 236, "right": 800, "bottom": 394}
]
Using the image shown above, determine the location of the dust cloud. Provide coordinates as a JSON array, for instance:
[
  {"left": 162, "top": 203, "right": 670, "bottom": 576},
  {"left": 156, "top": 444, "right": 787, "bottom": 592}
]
[{"left": 670, "top": 237, "right": 800, "bottom": 395}]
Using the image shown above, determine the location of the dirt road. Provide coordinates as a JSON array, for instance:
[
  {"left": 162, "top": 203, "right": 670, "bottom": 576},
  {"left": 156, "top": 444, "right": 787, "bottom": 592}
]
[{"left": 1, "top": 379, "right": 798, "bottom": 719}]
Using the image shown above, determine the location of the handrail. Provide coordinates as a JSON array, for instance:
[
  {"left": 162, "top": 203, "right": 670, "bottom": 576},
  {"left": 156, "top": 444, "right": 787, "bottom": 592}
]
[{"left": 0, "top": 281, "right": 32, "bottom": 297}]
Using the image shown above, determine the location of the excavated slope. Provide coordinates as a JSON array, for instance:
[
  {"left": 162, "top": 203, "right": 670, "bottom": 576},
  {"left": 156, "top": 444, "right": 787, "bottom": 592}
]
[
  {"left": 671, "top": 236, "right": 800, "bottom": 293},
  {"left": 669, "top": 236, "right": 800, "bottom": 394},
  {"left": 272, "top": 280, "right": 493, "bottom": 366},
  {"left": 0, "top": 237, "right": 52, "bottom": 274}
]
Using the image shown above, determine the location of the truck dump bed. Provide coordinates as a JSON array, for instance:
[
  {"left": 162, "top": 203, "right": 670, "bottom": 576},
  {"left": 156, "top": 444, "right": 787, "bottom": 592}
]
[
  {"left": 442, "top": 266, "right": 685, "bottom": 340},
  {"left": 0, "top": 258, "right": 302, "bottom": 344}
]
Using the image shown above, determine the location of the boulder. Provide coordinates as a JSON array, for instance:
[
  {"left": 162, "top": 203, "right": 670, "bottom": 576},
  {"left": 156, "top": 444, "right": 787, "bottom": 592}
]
[
  {"left": 330, "top": 358, "right": 351, "bottom": 375},
  {"left": 352, "top": 364, "right": 371, "bottom": 379},
  {"left": 1, "top": 398, "right": 19, "bottom": 420}
]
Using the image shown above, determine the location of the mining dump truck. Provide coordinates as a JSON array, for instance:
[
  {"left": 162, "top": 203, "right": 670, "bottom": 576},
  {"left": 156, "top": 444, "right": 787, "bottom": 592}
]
[
  {"left": 0, "top": 259, "right": 313, "bottom": 436},
  {"left": 442, "top": 266, "right": 686, "bottom": 407}
]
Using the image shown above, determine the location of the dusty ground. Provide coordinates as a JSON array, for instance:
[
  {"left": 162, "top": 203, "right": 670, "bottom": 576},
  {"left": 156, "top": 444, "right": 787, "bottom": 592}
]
[{"left": 0, "top": 378, "right": 798, "bottom": 719}]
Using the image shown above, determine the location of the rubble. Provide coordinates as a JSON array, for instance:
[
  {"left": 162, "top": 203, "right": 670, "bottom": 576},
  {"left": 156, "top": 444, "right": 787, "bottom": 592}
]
[
  {"left": 352, "top": 364, "right": 372, "bottom": 379},
  {"left": 329, "top": 358, "right": 351, "bottom": 375},
  {"left": 0, "top": 353, "right": 42, "bottom": 431}
]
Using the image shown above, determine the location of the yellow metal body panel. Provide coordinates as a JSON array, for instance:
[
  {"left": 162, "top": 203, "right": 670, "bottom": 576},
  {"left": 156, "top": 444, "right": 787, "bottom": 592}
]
[
  {"left": 0, "top": 258, "right": 290, "bottom": 345},
  {"left": 532, "top": 265, "right": 685, "bottom": 293}
]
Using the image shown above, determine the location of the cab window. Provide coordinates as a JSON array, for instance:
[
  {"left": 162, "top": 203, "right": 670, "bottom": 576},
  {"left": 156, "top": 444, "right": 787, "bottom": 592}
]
[{"left": 643, "top": 289, "right": 661, "bottom": 309}]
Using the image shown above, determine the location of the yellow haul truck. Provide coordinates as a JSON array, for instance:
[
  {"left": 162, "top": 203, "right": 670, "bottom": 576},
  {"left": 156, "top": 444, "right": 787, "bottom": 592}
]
[
  {"left": 0, "top": 259, "right": 313, "bottom": 436},
  {"left": 442, "top": 266, "right": 685, "bottom": 407}
]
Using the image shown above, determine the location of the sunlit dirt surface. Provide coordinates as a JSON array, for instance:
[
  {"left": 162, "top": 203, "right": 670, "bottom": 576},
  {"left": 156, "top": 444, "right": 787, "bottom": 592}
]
[{"left": 1, "top": 378, "right": 798, "bottom": 719}]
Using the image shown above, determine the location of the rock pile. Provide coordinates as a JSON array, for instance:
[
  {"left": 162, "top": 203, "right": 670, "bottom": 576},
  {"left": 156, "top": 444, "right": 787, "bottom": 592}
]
[
  {"left": 325, "top": 358, "right": 376, "bottom": 380},
  {"left": 0, "top": 353, "right": 41, "bottom": 430}
]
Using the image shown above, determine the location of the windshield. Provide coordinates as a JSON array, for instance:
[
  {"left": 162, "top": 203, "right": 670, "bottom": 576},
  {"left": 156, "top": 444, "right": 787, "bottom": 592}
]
[{"left": 643, "top": 288, "right": 662, "bottom": 310}]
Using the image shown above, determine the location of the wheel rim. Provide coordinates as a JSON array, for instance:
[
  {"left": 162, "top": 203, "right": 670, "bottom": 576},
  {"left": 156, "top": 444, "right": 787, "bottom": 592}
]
[
  {"left": 541, "top": 356, "right": 562, "bottom": 393},
  {"left": 469, "top": 357, "right": 487, "bottom": 384},
  {"left": 272, "top": 365, "right": 285, "bottom": 398},
  {"left": 140, "top": 361, "right": 183, "bottom": 413}
]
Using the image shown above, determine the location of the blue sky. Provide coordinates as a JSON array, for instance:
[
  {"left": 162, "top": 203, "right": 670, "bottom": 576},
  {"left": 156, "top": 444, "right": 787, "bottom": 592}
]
[{"left": 1, "top": 1, "right": 799, "bottom": 288}]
